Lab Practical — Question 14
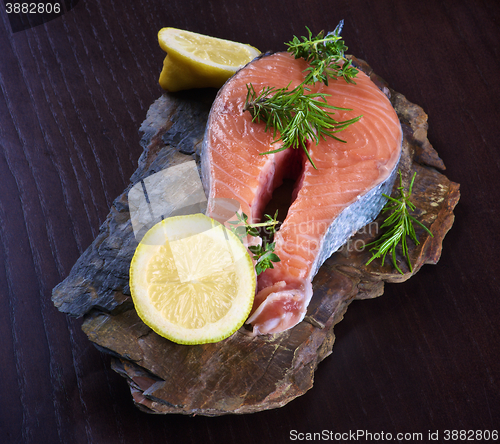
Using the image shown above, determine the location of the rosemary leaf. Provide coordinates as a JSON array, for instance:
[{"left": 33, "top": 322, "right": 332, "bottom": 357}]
[
  {"left": 244, "top": 83, "right": 362, "bottom": 169},
  {"left": 286, "top": 20, "right": 359, "bottom": 85},
  {"left": 243, "top": 23, "right": 361, "bottom": 168},
  {"left": 365, "top": 171, "right": 434, "bottom": 274}
]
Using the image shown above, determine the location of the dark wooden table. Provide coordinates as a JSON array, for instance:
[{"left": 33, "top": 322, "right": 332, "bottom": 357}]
[{"left": 1, "top": 1, "right": 499, "bottom": 443}]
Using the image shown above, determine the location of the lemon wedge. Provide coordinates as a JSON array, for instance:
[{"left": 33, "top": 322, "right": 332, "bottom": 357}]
[
  {"left": 129, "top": 214, "right": 256, "bottom": 345},
  {"left": 158, "top": 27, "right": 260, "bottom": 92}
]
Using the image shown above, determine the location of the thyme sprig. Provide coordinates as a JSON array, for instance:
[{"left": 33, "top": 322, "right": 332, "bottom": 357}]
[
  {"left": 249, "top": 242, "right": 281, "bottom": 276},
  {"left": 227, "top": 210, "right": 280, "bottom": 240},
  {"left": 286, "top": 21, "right": 359, "bottom": 85},
  {"left": 365, "top": 171, "right": 434, "bottom": 274},
  {"left": 243, "top": 83, "right": 362, "bottom": 169},
  {"left": 227, "top": 210, "right": 281, "bottom": 275}
]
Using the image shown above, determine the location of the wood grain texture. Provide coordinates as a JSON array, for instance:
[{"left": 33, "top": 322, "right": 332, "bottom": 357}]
[{"left": 0, "top": 0, "right": 499, "bottom": 442}]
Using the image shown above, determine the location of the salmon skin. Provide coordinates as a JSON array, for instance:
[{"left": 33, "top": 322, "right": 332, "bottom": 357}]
[{"left": 201, "top": 52, "right": 402, "bottom": 335}]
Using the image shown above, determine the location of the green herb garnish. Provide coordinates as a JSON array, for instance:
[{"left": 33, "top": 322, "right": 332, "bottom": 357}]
[
  {"left": 365, "top": 171, "right": 434, "bottom": 274},
  {"left": 249, "top": 242, "right": 281, "bottom": 276},
  {"left": 227, "top": 210, "right": 281, "bottom": 275},
  {"left": 243, "top": 21, "right": 361, "bottom": 169},
  {"left": 286, "top": 21, "right": 359, "bottom": 85},
  {"left": 243, "top": 83, "right": 361, "bottom": 169}
]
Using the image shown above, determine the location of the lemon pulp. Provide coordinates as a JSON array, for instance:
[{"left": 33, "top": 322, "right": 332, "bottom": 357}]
[
  {"left": 130, "top": 214, "right": 255, "bottom": 344},
  {"left": 157, "top": 28, "right": 260, "bottom": 92}
]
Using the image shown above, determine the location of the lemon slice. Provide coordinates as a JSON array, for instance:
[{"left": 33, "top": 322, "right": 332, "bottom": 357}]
[
  {"left": 129, "top": 214, "right": 256, "bottom": 345},
  {"left": 158, "top": 27, "right": 260, "bottom": 92}
]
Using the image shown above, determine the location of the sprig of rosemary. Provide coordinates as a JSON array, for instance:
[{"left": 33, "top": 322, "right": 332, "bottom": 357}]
[
  {"left": 286, "top": 21, "right": 359, "bottom": 85},
  {"left": 365, "top": 171, "right": 434, "bottom": 274},
  {"left": 227, "top": 210, "right": 281, "bottom": 275},
  {"left": 243, "top": 83, "right": 362, "bottom": 169},
  {"left": 243, "top": 22, "right": 361, "bottom": 169}
]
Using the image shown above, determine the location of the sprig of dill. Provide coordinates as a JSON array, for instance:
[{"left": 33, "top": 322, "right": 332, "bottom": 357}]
[
  {"left": 243, "top": 83, "right": 361, "bottom": 169},
  {"left": 227, "top": 210, "right": 281, "bottom": 275},
  {"left": 286, "top": 20, "right": 359, "bottom": 85},
  {"left": 365, "top": 171, "right": 434, "bottom": 274}
]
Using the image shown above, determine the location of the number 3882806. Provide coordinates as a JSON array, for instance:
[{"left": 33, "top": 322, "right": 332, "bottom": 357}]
[{"left": 6, "top": 3, "right": 62, "bottom": 14}]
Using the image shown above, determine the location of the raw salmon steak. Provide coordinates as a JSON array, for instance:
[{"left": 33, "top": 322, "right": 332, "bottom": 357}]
[{"left": 201, "top": 52, "right": 402, "bottom": 335}]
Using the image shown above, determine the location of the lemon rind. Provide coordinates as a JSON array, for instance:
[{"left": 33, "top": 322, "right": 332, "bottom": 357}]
[
  {"left": 129, "top": 214, "right": 256, "bottom": 345},
  {"left": 158, "top": 27, "right": 261, "bottom": 73}
]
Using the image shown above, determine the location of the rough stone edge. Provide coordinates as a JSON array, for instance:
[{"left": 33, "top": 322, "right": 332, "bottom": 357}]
[{"left": 52, "top": 58, "right": 460, "bottom": 416}]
